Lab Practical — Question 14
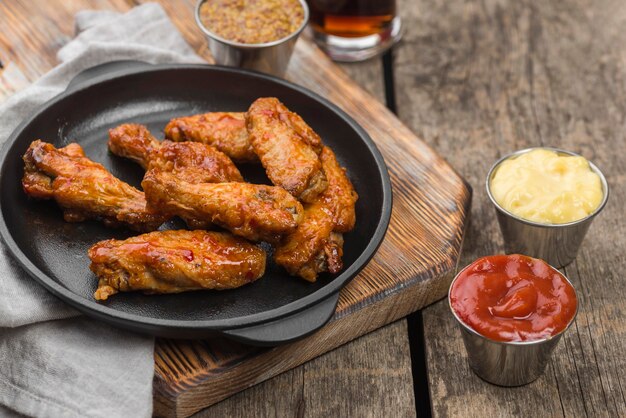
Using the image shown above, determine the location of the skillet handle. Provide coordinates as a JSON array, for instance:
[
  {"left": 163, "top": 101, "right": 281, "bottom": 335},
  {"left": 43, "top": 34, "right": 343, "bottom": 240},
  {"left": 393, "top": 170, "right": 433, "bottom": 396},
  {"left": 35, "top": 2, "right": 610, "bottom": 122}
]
[
  {"left": 222, "top": 293, "right": 340, "bottom": 346},
  {"left": 66, "top": 60, "right": 151, "bottom": 91}
]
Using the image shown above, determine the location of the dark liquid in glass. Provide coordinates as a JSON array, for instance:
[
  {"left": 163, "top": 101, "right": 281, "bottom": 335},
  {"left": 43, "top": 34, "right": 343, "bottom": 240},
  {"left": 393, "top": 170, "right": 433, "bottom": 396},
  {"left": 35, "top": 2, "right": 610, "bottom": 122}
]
[{"left": 307, "top": 0, "right": 396, "bottom": 38}]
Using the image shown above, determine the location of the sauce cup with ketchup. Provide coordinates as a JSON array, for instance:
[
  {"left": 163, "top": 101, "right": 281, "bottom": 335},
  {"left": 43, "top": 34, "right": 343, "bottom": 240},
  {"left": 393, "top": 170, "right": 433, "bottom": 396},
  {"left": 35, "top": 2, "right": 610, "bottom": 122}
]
[{"left": 449, "top": 254, "right": 578, "bottom": 386}]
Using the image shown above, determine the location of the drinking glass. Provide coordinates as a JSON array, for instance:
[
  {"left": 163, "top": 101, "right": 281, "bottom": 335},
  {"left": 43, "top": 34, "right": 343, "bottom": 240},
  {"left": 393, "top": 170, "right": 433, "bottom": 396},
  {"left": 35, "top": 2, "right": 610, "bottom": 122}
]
[{"left": 306, "top": 0, "right": 402, "bottom": 62}]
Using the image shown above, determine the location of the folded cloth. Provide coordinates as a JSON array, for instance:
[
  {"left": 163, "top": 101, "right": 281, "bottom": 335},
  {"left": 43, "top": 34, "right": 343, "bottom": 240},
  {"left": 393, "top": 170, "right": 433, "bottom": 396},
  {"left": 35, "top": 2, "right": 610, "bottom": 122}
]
[{"left": 0, "top": 4, "right": 204, "bottom": 417}]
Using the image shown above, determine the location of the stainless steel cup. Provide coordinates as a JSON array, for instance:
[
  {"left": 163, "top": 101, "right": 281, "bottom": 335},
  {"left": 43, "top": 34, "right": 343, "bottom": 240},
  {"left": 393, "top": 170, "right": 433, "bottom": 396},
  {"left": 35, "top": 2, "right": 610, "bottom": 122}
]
[
  {"left": 486, "top": 147, "right": 609, "bottom": 268},
  {"left": 195, "top": 0, "right": 309, "bottom": 77},
  {"left": 449, "top": 262, "right": 578, "bottom": 386}
]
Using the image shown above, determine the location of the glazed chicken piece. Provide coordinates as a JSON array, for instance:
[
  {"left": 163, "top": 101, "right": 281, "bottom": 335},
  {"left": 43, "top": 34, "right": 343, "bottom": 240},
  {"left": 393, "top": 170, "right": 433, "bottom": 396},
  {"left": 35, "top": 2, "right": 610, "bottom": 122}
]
[
  {"left": 274, "top": 202, "right": 344, "bottom": 282},
  {"left": 246, "top": 97, "right": 328, "bottom": 202},
  {"left": 108, "top": 123, "right": 158, "bottom": 169},
  {"left": 165, "top": 112, "right": 256, "bottom": 162},
  {"left": 317, "top": 146, "right": 358, "bottom": 232},
  {"left": 274, "top": 146, "right": 358, "bottom": 282},
  {"left": 89, "top": 230, "right": 266, "bottom": 301},
  {"left": 142, "top": 170, "right": 304, "bottom": 242},
  {"left": 108, "top": 123, "right": 243, "bottom": 183},
  {"left": 22, "top": 140, "right": 166, "bottom": 231}
]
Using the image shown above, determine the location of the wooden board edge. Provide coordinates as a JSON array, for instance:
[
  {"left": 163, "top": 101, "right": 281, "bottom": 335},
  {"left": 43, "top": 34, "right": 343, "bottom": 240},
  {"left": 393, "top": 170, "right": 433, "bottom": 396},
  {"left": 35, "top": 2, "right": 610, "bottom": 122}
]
[{"left": 335, "top": 182, "right": 472, "bottom": 318}]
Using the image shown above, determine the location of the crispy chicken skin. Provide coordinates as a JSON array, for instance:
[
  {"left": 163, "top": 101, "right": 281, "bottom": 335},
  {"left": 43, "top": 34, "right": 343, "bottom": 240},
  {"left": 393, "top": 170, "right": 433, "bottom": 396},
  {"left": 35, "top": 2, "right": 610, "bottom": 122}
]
[
  {"left": 108, "top": 124, "right": 159, "bottom": 169},
  {"left": 165, "top": 112, "right": 256, "bottom": 162},
  {"left": 89, "top": 230, "right": 266, "bottom": 300},
  {"left": 149, "top": 141, "right": 243, "bottom": 184},
  {"left": 274, "top": 146, "right": 358, "bottom": 281},
  {"left": 318, "top": 146, "right": 358, "bottom": 232},
  {"left": 274, "top": 203, "right": 344, "bottom": 282},
  {"left": 22, "top": 140, "right": 166, "bottom": 231},
  {"left": 246, "top": 98, "right": 328, "bottom": 202},
  {"left": 142, "top": 171, "right": 304, "bottom": 242},
  {"left": 109, "top": 123, "right": 243, "bottom": 183}
]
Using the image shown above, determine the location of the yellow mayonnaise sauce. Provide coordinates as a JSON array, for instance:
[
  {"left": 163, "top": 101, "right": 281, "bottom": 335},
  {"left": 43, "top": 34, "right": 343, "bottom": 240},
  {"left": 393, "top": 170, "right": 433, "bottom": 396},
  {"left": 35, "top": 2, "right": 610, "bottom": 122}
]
[{"left": 490, "top": 149, "right": 603, "bottom": 224}]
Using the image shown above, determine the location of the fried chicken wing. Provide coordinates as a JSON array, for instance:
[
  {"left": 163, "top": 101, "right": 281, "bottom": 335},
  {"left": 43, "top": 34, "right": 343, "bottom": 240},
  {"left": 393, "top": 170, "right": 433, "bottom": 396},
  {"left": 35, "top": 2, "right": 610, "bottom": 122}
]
[
  {"left": 246, "top": 97, "right": 328, "bottom": 202},
  {"left": 89, "top": 230, "right": 266, "bottom": 300},
  {"left": 22, "top": 140, "right": 166, "bottom": 231},
  {"left": 274, "top": 203, "right": 344, "bottom": 282},
  {"left": 274, "top": 146, "right": 358, "bottom": 281},
  {"left": 109, "top": 123, "right": 243, "bottom": 183},
  {"left": 142, "top": 171, "right": 304, "bottom": 242},
  {"left": 318, "top": 146, "right": 358, "bottom": 232},
  {"left": 108, "top": 124, "right": 159, "bottom": 169},
  {"left": 165, "top": 112, "right": 256, "bottom": 162}
]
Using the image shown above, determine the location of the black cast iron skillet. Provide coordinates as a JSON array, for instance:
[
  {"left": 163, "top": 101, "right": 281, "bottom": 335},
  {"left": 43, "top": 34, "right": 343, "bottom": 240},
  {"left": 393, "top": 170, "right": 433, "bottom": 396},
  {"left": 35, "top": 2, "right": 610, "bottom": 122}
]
[{"left": 0, "top": 61, "right": 392, "bottom": 346}]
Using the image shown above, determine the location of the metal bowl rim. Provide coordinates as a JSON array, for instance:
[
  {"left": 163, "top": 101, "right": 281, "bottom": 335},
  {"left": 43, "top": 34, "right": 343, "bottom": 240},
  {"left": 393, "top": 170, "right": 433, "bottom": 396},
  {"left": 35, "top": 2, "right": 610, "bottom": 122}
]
[
  {"left": 485, "top": 146, "right": 609, "bottom": 228},
  {"left": 194, "top": 0, "right": 310, "bottom": 49},
  {"left": 447, "top": 255, "right": 579, "bottom": 347}
]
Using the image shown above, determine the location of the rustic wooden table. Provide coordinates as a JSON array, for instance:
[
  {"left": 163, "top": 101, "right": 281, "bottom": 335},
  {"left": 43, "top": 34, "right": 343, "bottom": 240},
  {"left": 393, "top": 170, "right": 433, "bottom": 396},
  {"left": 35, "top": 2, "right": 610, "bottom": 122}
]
[{"left": 1, "top": 0, "right": 625, "bottom": 417}]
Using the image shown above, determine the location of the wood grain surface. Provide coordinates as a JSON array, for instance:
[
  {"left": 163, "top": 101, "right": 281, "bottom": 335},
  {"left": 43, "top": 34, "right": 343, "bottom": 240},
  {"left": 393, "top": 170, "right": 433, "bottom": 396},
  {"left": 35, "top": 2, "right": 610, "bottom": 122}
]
[
  {"left": 394, "top": 0, "right": 626, "bottom": 416},
  {"left": 0, "top": 0, "right": 470, "bottom": 417}
]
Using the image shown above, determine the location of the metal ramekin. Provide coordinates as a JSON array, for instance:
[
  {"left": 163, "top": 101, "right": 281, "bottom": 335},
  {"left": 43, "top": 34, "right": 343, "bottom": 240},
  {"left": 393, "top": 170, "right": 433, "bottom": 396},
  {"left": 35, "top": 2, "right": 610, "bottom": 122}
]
[
  {"left": 486, "top": 147, "right": 609, "bottom": 268},
  {"left": 195, "top": 0, "right": 309, "bottom": 77},
  {"left": 449, "top": 259, "right": 578, "bottom": 386}
]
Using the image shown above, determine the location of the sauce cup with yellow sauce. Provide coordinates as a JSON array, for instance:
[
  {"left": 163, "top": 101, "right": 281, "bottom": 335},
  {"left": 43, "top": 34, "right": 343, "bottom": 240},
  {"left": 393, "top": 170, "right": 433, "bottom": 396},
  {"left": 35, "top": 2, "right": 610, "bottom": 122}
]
[
  {"left": 486, "top": 147, "right": 609, "bottom": 268},
  {"left": 195, "top": 0, "right": 309, "bottom": 77}
]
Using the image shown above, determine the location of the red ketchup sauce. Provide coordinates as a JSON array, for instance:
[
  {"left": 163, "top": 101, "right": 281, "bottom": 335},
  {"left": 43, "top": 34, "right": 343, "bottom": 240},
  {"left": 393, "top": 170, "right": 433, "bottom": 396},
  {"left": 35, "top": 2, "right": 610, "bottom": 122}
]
[{"left": 450, "top": 254, "right": 577, "bottom": 342}]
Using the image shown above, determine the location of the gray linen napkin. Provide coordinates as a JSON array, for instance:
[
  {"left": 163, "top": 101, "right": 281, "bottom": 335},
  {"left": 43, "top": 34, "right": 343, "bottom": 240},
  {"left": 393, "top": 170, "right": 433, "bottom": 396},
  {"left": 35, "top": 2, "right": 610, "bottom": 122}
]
[{"left": 0, "top": 4, "right": 204, "bottom": 417}]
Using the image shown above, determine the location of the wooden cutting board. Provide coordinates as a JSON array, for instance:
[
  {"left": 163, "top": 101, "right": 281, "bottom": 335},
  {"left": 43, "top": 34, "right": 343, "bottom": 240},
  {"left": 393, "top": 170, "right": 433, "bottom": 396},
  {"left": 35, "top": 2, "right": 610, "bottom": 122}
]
[{"left": 153, "top": 40, "right": 472, "bottom": 417}]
